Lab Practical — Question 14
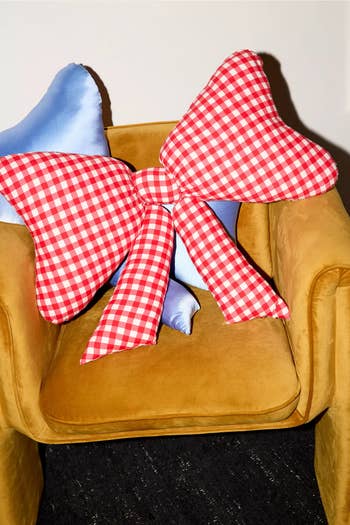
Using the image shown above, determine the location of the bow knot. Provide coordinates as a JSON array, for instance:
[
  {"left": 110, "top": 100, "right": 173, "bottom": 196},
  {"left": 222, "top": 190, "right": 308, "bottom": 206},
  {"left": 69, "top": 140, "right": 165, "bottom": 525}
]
[{"left": 133, "top": 167, "right": 179, "bottom": 204}]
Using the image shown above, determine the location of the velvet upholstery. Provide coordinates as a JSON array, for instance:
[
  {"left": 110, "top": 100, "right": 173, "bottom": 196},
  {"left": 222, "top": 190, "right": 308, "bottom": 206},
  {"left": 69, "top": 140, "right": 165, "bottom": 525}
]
[{"left": 0, "top": 121, "right": 350, "bottom": 524}]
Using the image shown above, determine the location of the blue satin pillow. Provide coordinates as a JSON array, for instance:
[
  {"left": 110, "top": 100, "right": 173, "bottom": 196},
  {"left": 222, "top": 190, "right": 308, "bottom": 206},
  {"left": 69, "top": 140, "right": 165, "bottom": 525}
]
[{"left": 0, "top": 63, "right": 109, "bottom": 224}]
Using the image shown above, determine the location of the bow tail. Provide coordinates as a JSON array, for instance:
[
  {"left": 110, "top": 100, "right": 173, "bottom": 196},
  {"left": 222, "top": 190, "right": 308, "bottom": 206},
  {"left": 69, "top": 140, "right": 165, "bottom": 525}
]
[
  {"left": 80, "top": 205, "right": 174, "bottom": 364},
  {"left": 173, "top": 198, "right": 289, "bottom": 323}
]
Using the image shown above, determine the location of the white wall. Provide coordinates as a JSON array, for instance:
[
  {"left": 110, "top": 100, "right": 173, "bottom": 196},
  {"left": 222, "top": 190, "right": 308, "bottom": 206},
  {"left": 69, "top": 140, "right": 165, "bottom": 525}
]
[{"left": 0, "top": 0, "right": 349, "bottom": 156}]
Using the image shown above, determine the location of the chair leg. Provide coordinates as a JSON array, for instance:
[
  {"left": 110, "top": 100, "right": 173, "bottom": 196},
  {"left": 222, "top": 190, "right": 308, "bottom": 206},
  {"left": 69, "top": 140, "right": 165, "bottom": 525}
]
[
  {"left": 0, "top": 427, "right": 43, "bottom": 525},
  {"left": 315, "top": 408, "right": 350, "bottom": 525}
]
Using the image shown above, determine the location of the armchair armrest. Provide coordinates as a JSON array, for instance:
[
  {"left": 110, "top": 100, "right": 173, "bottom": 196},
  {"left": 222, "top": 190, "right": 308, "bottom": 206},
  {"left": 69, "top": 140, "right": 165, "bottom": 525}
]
[
  {"left": 268, "top": 188, "right": 350, "bottom": 420},
  {"left": 0, "top": 223, "right": 60, "bottom": 435}
]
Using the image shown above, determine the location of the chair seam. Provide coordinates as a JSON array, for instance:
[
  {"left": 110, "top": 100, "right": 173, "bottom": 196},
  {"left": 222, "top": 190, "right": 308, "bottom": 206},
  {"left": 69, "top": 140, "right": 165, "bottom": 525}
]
[{"left": 41, "top": 390, "right": 301, "bottom": 427}]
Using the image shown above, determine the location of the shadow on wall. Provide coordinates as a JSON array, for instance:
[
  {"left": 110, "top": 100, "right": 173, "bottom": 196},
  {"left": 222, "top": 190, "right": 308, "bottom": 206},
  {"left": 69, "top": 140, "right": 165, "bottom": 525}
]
[
  {"left": 86, "top": 56, "right": 350, "bottom": 213},
  {"left": 83, "top": 66, "right": 113, "bottom": 128},
  {"left": 260, "top": 53, "right": 350, "bottom": 213}
]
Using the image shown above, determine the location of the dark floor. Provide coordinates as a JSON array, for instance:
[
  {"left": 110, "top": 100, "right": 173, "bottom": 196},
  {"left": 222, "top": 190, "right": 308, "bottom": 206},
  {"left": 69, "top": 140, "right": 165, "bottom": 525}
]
[{"left": 37, "top": 422, "right": 327, "bottom": 525}]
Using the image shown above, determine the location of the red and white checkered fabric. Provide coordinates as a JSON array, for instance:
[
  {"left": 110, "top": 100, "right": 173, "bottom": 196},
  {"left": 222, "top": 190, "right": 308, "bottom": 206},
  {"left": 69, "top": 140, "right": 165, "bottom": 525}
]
[
  {"left": 80, "top": 204, "right": 173, "bottom": 364},
  {"left": 0, "top": 49, "right": 338, "bottom": 364},
  {"left": 173, "top": 198, "right": 288, "bottom": 322},
  {"left": 160, "top": 49, "right": 337, "bottom": 202},
  {"left": 0, "top": 152, "right": 144, "bottom": 323}
]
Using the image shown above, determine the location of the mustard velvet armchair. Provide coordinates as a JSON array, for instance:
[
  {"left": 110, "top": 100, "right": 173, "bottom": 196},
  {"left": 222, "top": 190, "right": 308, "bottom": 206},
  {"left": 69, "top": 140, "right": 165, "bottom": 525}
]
[{"left": 0, "top": 121, "right": 350, "bottom": 525}]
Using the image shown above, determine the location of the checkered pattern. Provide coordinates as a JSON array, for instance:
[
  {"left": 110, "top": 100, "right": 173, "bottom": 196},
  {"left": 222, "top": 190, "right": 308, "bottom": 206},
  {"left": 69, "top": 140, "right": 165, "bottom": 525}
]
[
  {"left": 134, "top": 167, "right": 178, "bottom": 203},
  {"left": 81, "top": 204, "right": 173, "bottom": 364},
  {"left": 173, "top": 198, "right": 289, "bottom": 322},
  {"left": 160, "top": 50, "right": 337, "bottom": 202},
  {"left": 0, "top": 152, "right": 144, "bottom": 323}
]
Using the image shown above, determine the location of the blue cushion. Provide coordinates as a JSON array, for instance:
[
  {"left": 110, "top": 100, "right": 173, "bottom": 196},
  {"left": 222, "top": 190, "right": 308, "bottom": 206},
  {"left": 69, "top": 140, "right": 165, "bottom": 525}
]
[{"left": 0, "top": 63, "right": 109, "bottom": 224}]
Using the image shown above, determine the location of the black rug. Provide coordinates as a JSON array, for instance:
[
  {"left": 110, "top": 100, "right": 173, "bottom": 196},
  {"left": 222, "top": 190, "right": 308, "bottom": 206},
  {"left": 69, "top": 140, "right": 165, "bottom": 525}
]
[{"left": 37, "top": 422, "right": 327, "bottom": 524}]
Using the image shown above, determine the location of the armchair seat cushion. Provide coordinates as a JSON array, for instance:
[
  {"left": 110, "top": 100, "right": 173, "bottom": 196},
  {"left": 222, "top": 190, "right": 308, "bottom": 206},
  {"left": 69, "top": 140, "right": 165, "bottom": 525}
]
[{"left": 40, "top": 287, "right": 300, "bottom": 437}]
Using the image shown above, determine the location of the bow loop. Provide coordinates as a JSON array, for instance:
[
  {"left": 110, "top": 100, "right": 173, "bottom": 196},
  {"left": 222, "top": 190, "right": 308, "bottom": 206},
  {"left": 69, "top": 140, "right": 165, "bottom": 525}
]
[{"left": 0, "top": 152, "right": 144, "bottom": 323}]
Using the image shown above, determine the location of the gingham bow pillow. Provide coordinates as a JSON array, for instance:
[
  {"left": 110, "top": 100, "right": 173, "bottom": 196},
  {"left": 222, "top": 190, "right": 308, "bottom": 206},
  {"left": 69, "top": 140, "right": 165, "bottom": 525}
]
[{"left": 0, "top": 49, "right": 338, "bottom": 364}]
